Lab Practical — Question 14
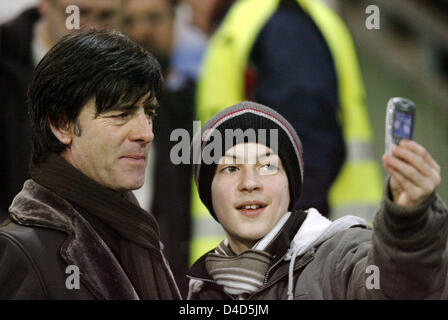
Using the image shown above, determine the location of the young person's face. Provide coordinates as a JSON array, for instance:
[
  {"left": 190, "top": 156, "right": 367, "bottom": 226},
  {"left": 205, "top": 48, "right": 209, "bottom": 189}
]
[
  {"left": 211, "top": 143, "right": 290, "bottom": 254},
  {"left": 56, "top": 94, "right": 157, "bottom": 192}
]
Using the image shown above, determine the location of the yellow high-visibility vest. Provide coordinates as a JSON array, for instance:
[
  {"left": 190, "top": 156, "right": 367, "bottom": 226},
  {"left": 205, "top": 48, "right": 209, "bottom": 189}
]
[{"left": 190, "top": 0, "right": 382, "bottom": 263}]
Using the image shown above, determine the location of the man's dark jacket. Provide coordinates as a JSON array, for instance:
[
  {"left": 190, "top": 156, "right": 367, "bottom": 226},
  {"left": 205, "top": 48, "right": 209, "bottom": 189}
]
[
  {"left": 0, "top": 180, "right": 122, "bottom": 298},
  {"left": 0, "top": 153, "right": 180, "bottom": 299}
]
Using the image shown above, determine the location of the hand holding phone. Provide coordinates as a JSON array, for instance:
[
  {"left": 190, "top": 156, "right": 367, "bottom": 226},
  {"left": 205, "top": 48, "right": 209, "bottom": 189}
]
[
  {"left": 383, "top": 97, "right": 441, "bottom": 208},
  {"left": 385, "top": 97, "right": 416, "bottom": 155},
  {"left": 382, "top": 139, "right": 441, "bottom": 209}
]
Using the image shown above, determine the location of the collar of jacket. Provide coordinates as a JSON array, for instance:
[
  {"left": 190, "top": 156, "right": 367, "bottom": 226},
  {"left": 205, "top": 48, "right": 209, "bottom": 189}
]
[
  {"left": 188, "top": 209, "right": 307, "bottom": 281},
  {"left": 187, "top": 210, "right": 311, "bottom": 298},
  {"left": 187, "top": 244, "right": 317, "bottom": 300},
  {"left": 9, "top": 179, "right": 139, "bottom": 299}
]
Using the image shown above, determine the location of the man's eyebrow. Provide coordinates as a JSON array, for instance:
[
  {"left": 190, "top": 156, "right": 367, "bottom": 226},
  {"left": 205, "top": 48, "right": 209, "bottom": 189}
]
[
  {"left": 106, "top": 99, "right": 159, "bottom": 113},
  {"left": 107, "top": 103, "right": 138, "bottom": 112}
]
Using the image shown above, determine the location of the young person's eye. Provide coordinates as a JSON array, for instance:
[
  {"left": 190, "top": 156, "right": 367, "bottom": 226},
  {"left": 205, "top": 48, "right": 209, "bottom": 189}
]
[
  {"left": 221, "top": 166, "right": 238, "bottom": 174},
  {"left": 259, "top": 163, "right": 278, "bottom": 174}
]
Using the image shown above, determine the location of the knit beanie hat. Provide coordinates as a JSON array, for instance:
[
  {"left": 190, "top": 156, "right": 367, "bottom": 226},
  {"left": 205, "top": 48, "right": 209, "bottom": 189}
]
[{"left": 192, "top": 101, "right": 304, "bottom": 221}]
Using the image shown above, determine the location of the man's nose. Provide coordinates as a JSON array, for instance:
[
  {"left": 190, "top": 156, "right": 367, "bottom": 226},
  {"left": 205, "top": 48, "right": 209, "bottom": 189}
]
[
  {"left": 129, "top": 112, "right": 154, "bottom": 144},
  {"left": 238, "top": 168, "right": 263, "bottom": 192}
]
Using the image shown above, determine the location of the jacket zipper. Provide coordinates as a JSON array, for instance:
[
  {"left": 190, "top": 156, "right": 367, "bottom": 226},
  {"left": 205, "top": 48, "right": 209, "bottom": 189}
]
[
  {"left": 263, "top": 254, "right": 287, "bottom": 284},
  {"left": 248, "top": 248, "right": 316, "bottom": 300}
]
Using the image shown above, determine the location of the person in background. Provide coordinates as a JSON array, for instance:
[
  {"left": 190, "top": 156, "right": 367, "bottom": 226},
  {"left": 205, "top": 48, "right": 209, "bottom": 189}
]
[
  {"left": 178, "top": 0, "right": 219, "bottom": 36},
  {"left": 187, "top": 101, "right": 447, "bottom": 300},
  {"left": 0, "top": 0, "right": 122, "bottom": 221},
  {"left": 0, "top": 30, "right": 181, "bottom": 299}
]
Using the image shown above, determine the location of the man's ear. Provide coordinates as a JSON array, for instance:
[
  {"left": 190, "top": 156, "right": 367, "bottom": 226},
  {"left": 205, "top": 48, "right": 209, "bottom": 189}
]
[{"left": 50, "top": 122, "right": 73, "bottom": 146}]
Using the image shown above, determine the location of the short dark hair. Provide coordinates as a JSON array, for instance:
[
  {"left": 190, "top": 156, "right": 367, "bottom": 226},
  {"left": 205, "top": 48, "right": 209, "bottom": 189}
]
[{"left": 28, "top": 29, "right": 163, "bottom": 164}]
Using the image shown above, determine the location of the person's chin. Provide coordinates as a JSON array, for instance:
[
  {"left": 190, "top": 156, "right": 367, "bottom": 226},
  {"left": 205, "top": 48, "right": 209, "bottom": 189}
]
[
  {"left": 119, "top": 159, "right": 146, "bottom": 174},
  {"left": 237, "top": 221, "right": 267, "bottom": 238},
  {"left": 115, "top": 172, "right": 145, "bottom": 191},
  {"left": 239, "top": 231, "right": 266, "bottom": 244},
  {"left": 119, "top": 180, "right": 144, "bottom": 192}
]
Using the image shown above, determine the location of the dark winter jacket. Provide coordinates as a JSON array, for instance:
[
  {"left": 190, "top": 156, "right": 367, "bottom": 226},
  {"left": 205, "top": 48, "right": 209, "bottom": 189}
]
[
  {"left": 187, "top": 181, "right": 448, "bottom": 299},
  {"left": 0, "top": 179, "right": 173, "bottom": 299}
]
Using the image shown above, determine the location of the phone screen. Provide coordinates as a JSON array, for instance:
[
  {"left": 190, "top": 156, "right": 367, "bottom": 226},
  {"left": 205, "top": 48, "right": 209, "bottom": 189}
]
[{"left": 393, "top": 111, "right": 413, "bottom": 139}]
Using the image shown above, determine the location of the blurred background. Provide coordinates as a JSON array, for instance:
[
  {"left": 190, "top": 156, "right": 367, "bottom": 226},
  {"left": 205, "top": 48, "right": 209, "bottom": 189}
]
[
  {"left": 1, "top": 0, "right": 447, "bottom": 297},
  {"left": 3, "top": 0, "right": 444, "bottom": 199},
  {"left": 336, "top": 0, "right": 448, "bottom": 201}
]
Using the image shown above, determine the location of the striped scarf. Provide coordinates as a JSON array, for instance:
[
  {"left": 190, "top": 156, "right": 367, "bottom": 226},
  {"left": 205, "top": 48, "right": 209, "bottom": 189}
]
[{"left": 205, "top": 212, "right": 298, "bottom": 298}]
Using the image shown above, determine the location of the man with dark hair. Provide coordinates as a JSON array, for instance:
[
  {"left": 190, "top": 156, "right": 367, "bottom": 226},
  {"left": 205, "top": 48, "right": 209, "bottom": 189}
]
[
  {"left": 0, "top": 30, "right": 181, "bottom": 300},
  {"left": 0, "top": 0, "right": 122, "bottom": 220}
]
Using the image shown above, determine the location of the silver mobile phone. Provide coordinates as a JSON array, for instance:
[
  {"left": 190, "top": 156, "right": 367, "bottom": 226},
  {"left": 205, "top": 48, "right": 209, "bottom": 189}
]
[{"left": 385, "top": 97, "right": 416, "bottom": 154}]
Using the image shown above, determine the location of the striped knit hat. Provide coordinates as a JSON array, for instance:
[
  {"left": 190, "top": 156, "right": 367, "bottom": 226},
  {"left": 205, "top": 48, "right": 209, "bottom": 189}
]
[{"left": 192, "top": 101, "right": 304, "bottom": 221}]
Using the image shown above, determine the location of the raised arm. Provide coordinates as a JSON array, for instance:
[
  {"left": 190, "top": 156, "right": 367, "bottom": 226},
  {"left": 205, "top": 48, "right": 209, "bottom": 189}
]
[{"left": 370, "top": 139, "right": 448, "bottom": 299}]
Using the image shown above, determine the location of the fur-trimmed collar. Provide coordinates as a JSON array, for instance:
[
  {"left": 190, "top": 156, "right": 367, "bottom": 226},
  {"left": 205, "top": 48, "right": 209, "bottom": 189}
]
[{"left": 9, "top": 179, "right": 139, "bottom": 299}]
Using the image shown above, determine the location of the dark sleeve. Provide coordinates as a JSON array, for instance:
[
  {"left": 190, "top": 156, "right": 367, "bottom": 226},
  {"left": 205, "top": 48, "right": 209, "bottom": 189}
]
[
  {"left": 324, "top": 179, "right": 448, "bottom": 299},
  {"left": 0, "top": 230, "right": 47, "bottom": 299},
  {"left": 369, "top": 178, "right": 448, "bottom": 299}
]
